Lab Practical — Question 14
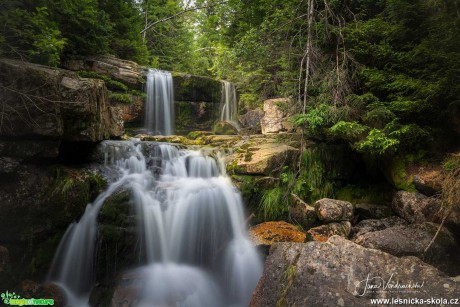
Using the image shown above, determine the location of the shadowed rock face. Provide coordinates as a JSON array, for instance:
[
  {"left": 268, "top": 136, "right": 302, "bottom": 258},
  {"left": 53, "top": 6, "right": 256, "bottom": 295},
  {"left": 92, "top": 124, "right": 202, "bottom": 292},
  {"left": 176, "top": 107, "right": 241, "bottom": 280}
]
[
  {"left": 251, "top": 236, "right": 460, "bottom": 307},
  {"left": 0, "top": 58, "right": 121, "bottom": 141}
]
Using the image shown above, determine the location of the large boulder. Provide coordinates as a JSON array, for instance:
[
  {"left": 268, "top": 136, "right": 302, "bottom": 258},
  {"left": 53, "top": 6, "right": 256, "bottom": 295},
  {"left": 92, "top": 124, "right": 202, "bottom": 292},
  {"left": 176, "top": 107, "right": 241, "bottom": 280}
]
[
  {"left": 350, "top": 216, "right": 408, "bottom": 239},
  {"left": 251, "top": 236, "right": 460, "bottom": 306},
  {"left": 0, "top": 58, "right": 114, "bottom": 141},
  {"left": 314, "top": 198, "right": 354, "bottom": 222},
  {"left": 260, "top": 98, "right": 295, "bottom": 134},
  {"left": 230, "top": 142, "right": 299, "bottom": 176},
  {"left": 392, "top": 191, "right": 446, "bottom": 224},
  {"left": 355, "top": 222, "right": 460, "bottom": 276}
]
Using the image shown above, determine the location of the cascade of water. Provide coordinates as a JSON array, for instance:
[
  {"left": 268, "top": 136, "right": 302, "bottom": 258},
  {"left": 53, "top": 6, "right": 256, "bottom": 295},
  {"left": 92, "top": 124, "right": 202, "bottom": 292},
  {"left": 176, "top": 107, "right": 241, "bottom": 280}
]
[
  {"left": 220, "top": 81, "right": 240, "bottom": 129},
  {"left": 48, "top": 140, "right": 262, "bottom": 307},
  {"left": 145, "top": 69, "right": 175, "bottom": 135}
]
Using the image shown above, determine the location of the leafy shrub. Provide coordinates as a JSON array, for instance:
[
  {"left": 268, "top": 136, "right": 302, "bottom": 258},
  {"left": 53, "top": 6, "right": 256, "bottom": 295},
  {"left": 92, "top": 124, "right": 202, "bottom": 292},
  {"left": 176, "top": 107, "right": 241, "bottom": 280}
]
[
  {"left": 356, "top": 128, "right": 399, "bottom": 155},
  {"left": 109, "top": 92, "right": 132, "bottom": 104},
  {"left": 329, "top": 121, "right": 368, "bottom": 141}
]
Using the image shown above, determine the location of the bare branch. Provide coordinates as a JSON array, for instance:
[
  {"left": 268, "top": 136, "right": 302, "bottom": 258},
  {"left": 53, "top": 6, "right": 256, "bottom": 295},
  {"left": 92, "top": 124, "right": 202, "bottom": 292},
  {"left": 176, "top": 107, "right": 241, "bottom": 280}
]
[{"left": 141, "top": 1, "right": 229, "bottom": 34}]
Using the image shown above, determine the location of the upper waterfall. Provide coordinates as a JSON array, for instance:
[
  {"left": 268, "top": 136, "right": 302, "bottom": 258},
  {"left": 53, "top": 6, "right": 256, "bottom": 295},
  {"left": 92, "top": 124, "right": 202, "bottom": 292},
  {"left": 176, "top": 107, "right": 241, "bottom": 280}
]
[
  {"left": 145, "top": 69, "right": 175, "bottom": 135},
  {"left": 220, "top": 80, "right": 239, "bottom": 127}
]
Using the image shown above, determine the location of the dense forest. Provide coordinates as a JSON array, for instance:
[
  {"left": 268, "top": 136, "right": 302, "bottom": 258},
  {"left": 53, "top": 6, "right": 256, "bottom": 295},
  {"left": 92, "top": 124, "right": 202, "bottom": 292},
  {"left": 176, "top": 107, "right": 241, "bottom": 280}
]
[{"left": 2, "top": 0, "right": 459, "bottom": 151}]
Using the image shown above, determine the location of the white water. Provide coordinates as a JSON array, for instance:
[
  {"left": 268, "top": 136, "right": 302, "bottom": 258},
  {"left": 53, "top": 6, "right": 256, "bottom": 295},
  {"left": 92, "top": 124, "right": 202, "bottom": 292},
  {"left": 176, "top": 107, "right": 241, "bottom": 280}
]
[
  {"left": 48, "top": 140, "right": 262, "bottom": 307},
  {"left": 220, "top": 81, "right": 240, "bottom": 130},
  {"left": 145, "top": 69, "right": 175, "bottom": 135}
]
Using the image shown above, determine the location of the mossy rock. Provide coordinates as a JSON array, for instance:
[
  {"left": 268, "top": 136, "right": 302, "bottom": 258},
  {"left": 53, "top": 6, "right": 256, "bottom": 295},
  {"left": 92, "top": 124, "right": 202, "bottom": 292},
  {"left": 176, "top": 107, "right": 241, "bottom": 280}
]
[
  {"left": 99, "top": 189, "right": 132, "bottom": 227},
  {"left": 213, "top": 121, "right": 238, "bottom": 135},
  {"left": 380, "top": 156, "right": 418, "bottom": 192}
]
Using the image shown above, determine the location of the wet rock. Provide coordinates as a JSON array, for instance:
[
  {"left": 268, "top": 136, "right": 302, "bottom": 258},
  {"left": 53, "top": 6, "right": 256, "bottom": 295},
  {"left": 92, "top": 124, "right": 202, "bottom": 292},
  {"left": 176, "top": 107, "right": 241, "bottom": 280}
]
[
  {"left": 351, "top": 216, "right": 408, "bottom": 239},
  {"left": 239, "top": 108, "right": 264, "bottom": 134},
  {"left": 20, "top": 280, "right": 64, "bottom": 307},
  {"left": 110, "top": 272, "right": 142, "bottom": 307},
  {"left": 249, "top": 221, "right": 306, "bottom": 246},
  {"left": 355, "top": 203, "right": 394, "bottom": 220},
  {"left": 314, "top": 198, "right": 354, "bottom": 222},
  {"left": 355, "top": 222, "right": 460, "bottom": 276},
  {"left": 392, "top": 191, "right": 446, "bottom": 224},
  {"left": 260, "top": 98, "right": 295, "bottom": 134},
  {"left": 306, "top": 221, "right": 351, "bottom": 242},
  {"left": 250, "top": 236, "right": 460, "bottom": 307}
]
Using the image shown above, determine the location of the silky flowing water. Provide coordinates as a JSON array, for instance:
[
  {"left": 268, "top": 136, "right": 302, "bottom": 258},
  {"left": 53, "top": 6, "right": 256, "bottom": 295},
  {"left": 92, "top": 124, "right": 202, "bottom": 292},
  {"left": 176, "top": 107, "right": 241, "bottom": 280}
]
[
  {"left": 48, "top": 140, "right": 263, "bottom": 306},
  {"left": 145, "top": 69, "right": 174, "bottom": 135},
  {"left": 220, "top": 81, "right": 240, "bottom": 130}
]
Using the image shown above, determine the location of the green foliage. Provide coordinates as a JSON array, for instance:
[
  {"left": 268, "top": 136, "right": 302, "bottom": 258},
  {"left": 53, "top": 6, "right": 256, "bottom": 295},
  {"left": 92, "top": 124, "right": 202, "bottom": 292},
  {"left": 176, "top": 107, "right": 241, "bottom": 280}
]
[
  {"left": 109, "top": 92, "right": 133, "bottom": 104},
  {"left": 356, "top": 129, "right": 399, "bottom": 156},
  {"left": 77, "top": 71, "right": 128, "bottom": 91},
  {"left": 0, "top": 4, "right": 66, "bottom": 66},
  {"left": 44, "top": 0, "right": 112, "bottom": 56},
  {"left": 292, "top": 104, "right": 335, "bottom": 134},
  {"left": 443, "top": 155, "right": 460, "bottom": 173},
  {"left": 98, "top": 0, "right": 149, "bottom": 64},
  {"left": 329, "top": 121, "right": 368, "bottom": 141},
  {"left": 260, "top": 187, "right": 286, "bottom": 221},
  {"left": 335, "top": 184, "right": 391, "bottom": 205},
  {"left": 293, "top": 148, "right": 335, "bottom": 203}
]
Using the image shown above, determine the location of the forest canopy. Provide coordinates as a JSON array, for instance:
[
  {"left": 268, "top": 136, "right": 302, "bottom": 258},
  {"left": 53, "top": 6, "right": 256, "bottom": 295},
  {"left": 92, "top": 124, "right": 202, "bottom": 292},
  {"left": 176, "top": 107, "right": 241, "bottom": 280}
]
[{"left": 1, "top": 0, "right": 459, "bottom": 156}]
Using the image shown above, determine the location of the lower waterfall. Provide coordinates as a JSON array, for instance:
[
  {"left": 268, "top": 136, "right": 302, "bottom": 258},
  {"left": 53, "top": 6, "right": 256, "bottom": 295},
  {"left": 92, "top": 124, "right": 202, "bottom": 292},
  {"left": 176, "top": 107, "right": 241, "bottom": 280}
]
[{"left": 47, "top": 140, "right": 263, "bottom": 307}]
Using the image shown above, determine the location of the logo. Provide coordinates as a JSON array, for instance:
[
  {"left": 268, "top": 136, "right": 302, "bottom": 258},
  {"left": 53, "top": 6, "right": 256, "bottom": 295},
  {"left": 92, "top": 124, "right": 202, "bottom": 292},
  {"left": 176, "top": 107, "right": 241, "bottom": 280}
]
[
  {"left": 1, "top": 291, "right": 54, "bottom": 306},
  {"left": 354, "top": 273, "right": 425, "bottom": 297}
]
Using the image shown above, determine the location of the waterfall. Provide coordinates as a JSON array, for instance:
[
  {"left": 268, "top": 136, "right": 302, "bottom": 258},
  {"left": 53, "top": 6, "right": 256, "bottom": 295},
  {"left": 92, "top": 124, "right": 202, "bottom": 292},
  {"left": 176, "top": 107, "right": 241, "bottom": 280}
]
[
  {"left": 145, "top": 69, "right": 175, "bottom": 135},
  {"left": 48, "top": 140, "right": 262, "bottom": 307},
  {"left": 220, "top": 81, "right": 239, "bottom": 129}
]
